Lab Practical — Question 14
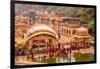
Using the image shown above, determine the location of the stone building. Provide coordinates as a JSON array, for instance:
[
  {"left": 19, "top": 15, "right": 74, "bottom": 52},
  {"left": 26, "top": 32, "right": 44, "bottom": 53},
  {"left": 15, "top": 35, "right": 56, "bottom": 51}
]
[
  {"left": 15, "top": 16, "right": 33, "bottom": 48},
  {"left": 35, "top": 11, "right": 84, "bottom": 44},
  {"left": 15, "top": 11, "right": 93, "bottom": 52}
]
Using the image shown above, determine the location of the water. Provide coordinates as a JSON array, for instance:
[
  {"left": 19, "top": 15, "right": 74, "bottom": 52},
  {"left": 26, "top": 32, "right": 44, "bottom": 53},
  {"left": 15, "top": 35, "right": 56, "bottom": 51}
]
[{"left": 56, "top": 55, "right": 75, "bottom": 63}]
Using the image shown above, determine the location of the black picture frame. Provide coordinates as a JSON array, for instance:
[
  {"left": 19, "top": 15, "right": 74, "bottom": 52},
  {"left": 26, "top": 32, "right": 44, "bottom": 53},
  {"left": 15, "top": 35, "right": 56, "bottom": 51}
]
[{"left": 10, "top": 0, "right": 97, "bottom": 68}]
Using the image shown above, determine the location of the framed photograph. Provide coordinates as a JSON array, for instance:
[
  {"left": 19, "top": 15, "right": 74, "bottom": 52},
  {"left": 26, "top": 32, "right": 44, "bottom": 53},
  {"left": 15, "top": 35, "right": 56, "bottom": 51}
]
[{"left": 10, "top": 0, "right": 96, "bottom": 68}]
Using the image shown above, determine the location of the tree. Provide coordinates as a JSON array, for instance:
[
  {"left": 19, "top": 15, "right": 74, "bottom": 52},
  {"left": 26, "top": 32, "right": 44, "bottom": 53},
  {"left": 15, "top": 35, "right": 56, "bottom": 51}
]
[
  {"left": 75, "top": 8, "right": 95, "bottom": 35},
  {"left": 75, "top": 8, "right": 95, "bottom": 24}
]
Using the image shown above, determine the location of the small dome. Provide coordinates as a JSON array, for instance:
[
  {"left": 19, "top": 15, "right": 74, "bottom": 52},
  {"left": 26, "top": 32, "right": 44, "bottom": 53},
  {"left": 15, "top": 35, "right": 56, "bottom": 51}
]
[
  {"left": 36, "top": 11, "right": 43, "bottom": 15},
  {"left": 44, "top": 11, "right": 48, "bottom": 15},
  {"left": 75, "top": 26, "right": 89, "bottom": 36}
]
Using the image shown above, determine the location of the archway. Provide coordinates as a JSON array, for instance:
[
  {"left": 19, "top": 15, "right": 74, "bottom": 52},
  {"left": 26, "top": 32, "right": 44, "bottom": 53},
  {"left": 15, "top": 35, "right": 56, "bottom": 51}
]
[{"left": 23, "top": 24, "right": 59, "bottom": 61}]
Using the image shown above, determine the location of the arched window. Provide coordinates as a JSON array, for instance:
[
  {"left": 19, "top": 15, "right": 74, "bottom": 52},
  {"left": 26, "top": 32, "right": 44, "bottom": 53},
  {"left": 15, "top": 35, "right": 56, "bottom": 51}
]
[
  {"left": 64, "top": 29, "right": 65, "bottom": 34},
  {"left": 64, "top": 29, "right": 66, "bottom": 34},
  {"left": 69, "top": 30, "right": 71, "bottom": 34},
  {"left": 62, "top": 28, "right": 63, "bottom": 34},
  {"left": 66, "top": 29, "right": 68, "bottom": 34},
  {"left": 73, "top": 30, "right": 76, "bottom": 34}
]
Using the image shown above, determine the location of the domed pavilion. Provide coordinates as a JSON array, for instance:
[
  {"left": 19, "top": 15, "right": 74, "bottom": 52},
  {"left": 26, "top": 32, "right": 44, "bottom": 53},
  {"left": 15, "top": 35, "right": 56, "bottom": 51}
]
[{"left": 73, "top": 26, "right": 92, "bottom": 48}]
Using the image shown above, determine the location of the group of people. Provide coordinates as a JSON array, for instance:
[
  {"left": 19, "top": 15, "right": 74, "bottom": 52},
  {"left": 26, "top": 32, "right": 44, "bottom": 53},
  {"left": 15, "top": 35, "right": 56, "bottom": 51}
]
[
  {"left": 15, "top": 41, "right": 90, "bottom": 62},
  {"left": 15, "top": 46, "right": 34, "bottom": 61}
]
